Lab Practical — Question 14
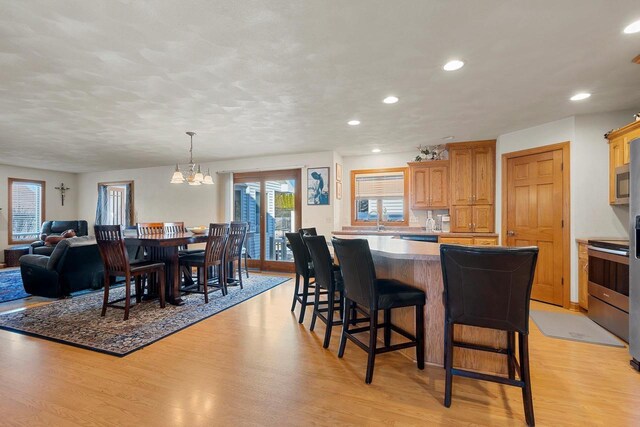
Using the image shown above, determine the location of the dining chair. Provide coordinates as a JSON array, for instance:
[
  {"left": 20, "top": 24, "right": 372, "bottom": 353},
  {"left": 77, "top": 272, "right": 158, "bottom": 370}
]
[
  {"left": 303, "top": 235, "right": 344, "bottom": 348},
  {"left": 332, "top": 237, "right": 425, "bottom": 384},
  {"left": 179, "top": 223, "right": 229, "bottom": 301},
  {"left": 137, "top": 222, "right": 164, "bottom": 235},
  {"left": 163, "top": 222, "right": 185, "bottom": 234},
  {"left": 94, "top": 225, "right": 165, "bottom": 320},
  {"left": 227, "top": 222, "right": 248, "bottom": 289},
  {"left": 440, "top": 244, "right": 538, "bottom": 426}
]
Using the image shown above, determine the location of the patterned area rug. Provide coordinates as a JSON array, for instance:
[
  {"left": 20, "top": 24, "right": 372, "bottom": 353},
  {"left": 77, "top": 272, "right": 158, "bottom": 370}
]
[
  {"left": 0, "top": 269, "right": 30, "bottom": 303},
  {"left": 0, "top": 275, "right": 289, "bottom": 356}
]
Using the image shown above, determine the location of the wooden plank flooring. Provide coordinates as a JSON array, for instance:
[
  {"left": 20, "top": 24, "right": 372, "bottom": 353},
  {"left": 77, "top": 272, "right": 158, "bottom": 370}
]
[{"left": 0, "top": 274, "right": 639, "bottom": 426}]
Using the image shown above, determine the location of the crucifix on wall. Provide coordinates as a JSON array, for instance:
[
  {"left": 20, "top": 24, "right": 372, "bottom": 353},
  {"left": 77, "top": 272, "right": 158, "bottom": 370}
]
[{"left": 55, "top": 183, "right": 70, "bottom": 206}]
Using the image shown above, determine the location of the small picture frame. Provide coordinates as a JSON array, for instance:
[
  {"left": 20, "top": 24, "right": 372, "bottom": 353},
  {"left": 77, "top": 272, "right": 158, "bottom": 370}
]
[
  {"left": 336, "top": 181, "right": 342, "bottom": 200},
  {"left": 307, "top": 167, "right": 330, "bottom": 205},
  {"left": 336, "top": 163, "right": 343, "bottom": 182}
]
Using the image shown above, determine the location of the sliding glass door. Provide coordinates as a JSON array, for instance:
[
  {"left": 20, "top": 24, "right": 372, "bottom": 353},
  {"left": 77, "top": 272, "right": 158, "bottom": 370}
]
[{"left": 233, "top": 169, "right": 301, "bottom": 272}]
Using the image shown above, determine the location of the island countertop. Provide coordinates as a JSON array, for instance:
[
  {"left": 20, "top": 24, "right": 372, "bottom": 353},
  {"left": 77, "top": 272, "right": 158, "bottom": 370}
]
[
  {"left": 332, "top": 235, "right": 441, "bottom": 261},
  {"left": 333, "top": 228, "right": 498, "bottom": 238}
]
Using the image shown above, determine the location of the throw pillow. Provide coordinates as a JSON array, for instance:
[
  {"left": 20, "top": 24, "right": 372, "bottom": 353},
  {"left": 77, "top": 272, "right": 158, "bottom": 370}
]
[
  {"left": 61, "top": 229, "right": 77, "bottom": 238},
  {"left": 44, "top": 235, "right": 65, "bottom": 246}
]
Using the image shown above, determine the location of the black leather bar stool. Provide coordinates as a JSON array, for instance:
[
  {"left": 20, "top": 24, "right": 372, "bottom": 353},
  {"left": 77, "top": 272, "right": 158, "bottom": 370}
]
[
  {"left": 332, "top": 237, "right": 426, "bottom": 384},
  {"left": 303, "top": 235, "right": 344, "bottom": 348},
  {"left": 440, "top": 244, "right": 538, "bottom": 426},
  {"left": 286, "top": 232, "right": 325, "bottom": 324}
]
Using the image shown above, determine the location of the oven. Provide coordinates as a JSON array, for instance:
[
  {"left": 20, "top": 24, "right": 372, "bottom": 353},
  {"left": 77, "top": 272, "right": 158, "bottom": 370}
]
[{"left": 587, "top": 240, "right": 629, "bottom": 341}]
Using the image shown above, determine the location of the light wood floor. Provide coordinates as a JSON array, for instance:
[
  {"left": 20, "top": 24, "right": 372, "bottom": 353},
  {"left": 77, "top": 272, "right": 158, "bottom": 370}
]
[{"left": 0, "top": 274, "right": 639, "bottom": 426}]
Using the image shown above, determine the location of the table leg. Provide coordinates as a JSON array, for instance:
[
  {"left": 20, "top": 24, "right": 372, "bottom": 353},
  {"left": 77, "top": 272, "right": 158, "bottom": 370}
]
[{"left": 147, "top": 246, "right": 184, "bottom": 306}]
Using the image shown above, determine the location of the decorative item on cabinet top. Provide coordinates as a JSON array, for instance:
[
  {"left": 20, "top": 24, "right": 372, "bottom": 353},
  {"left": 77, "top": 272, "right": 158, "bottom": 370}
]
[{"left": 413, "top": 144, "right": 448, "bottom": 162}]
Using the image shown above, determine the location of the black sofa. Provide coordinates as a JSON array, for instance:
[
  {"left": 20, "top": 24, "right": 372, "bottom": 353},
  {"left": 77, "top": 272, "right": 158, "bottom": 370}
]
[
  {"left": 20, "top": 236, "right": 104, "bottom": 298},
  {"left": 30, "top": 220, "right": 89, "bottom": 256}
]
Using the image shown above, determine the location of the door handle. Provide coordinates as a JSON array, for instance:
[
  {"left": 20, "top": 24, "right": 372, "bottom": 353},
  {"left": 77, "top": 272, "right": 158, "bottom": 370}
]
[{"left": 507, "top": 230, "right": 516, "bottom": 236}]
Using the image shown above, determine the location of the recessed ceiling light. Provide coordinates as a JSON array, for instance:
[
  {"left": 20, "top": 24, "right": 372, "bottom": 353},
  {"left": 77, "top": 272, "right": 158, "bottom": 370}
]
[
  {"left": 443, "top": 60, "right": 464, "bottom": 71},
  {"left": 372, "top": 148, "right": 381, "bottom": 153},
  {"left": 348, "top": 120, "right": 360, "bottom": 126},
  {"left": 442, "top": 136, "right": 455, "bottom": 141},
  {"left": 570, "top": 92, "right": 591, "bottom": 101},
  {"left": 383, "top": 96, "right": 399, "bottom": 104},
  {"left": 623, "top": 19, "right": 640, "bottom": 34}
]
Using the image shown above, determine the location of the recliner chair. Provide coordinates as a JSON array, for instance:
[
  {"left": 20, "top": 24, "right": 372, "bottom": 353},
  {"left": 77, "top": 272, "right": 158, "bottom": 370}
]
[{"left": 30, "top": 220, "right": 89, "bottom": 256}]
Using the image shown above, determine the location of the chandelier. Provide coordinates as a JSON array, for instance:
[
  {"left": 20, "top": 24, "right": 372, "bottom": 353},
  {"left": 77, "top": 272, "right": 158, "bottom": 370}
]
[{"left": 170, "top": 131, "right": 214, "bottom": 185}]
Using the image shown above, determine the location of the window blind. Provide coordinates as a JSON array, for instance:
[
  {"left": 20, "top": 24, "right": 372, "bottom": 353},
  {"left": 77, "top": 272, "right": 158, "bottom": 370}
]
[
  {"left": 354, "top": 171, "right": 404, "bottom": 198},
  {"left": 11, "top": 181, "right": 43, "bottom": 241}
]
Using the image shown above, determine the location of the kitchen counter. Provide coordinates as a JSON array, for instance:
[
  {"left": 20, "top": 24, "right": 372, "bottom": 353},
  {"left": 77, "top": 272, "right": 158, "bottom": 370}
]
[
  {"left": 333, "top": 228, "right": 498, "bottom": 238},
  {"left": 335, "top": 235, "right": 506, "bottom": 374}
]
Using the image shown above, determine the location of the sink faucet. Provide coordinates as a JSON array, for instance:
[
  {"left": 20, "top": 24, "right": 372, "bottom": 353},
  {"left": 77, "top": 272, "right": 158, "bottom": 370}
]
[{"left": 369, "top": 210, "right": 384, "bottom": 231}]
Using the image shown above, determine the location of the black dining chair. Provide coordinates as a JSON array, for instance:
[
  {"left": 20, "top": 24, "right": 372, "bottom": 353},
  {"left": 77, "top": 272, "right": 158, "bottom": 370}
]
[
  {"left": 440, "top": 244, "right": 538, "bottom": 426},
  {"left": 332, "top": 237, "right": 426, "bottom": 384},
  {"left": 303, "top": 235, "right": 344, "bottom": 348},
  {"left": 286, "top": 232, "right": 325, "bottom": 324}
]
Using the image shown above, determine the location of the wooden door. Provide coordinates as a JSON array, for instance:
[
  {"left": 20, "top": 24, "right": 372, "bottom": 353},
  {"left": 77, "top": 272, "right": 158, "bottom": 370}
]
[
  {"left": 429, "top": 166, "right": 448, "bottom": 208},
  {"left": 411, "top": 167, "right": 429, "bottom": 209},
  {"left": 506, "top": 150, "right": 564, "bottom": 305},
  {"left": 473, "top": 145, "right": 494, "bottom": 204},
  {"left": 450, "top": 148, "right": 473, "bottom": 205},
  {"left": 472, "top": 205, "right": 494, "bottom": 233},
  {"left": 450, "top": 205, "right": 472, "bottom": 232}
]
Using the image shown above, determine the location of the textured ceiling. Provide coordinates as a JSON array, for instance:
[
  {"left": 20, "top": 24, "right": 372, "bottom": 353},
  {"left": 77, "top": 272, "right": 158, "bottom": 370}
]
[{"left": 1, "top": 0, "right": 640, "bottom": 173}]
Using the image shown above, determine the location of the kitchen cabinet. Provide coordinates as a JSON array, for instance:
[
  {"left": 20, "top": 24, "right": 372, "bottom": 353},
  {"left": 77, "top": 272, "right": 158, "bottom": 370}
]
[
  {"left": 408, "top": 160, "right": 449, "bottom": 209},
  {"left": 606, "top": 120, "right": 640, "bottom": 204},
  {"left": 578, "top": 241, "right": 589, "bottom": 311},
  {"left": 448, "top": 140, "right": 496, "bottom": 232},
  {"left": 439, "top": 236, "right": 498, "bottom": 246}
]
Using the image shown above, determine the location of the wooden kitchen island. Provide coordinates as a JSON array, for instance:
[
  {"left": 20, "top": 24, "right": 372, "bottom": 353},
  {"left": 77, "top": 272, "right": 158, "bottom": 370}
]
[{"left": 334, "top": 235, "right": 508, "bottom": 375}]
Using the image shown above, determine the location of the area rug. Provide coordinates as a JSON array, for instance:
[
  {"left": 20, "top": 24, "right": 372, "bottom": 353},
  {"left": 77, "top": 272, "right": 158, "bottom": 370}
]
[
  {"left": 0, "top": 275, "right": 289, "bottom": 356},
  {"left": 530, "top": 310, "right": 625, "bottom": 347},
  {"left": 0, "top": 269, "right": 30, "bottom": 303}
]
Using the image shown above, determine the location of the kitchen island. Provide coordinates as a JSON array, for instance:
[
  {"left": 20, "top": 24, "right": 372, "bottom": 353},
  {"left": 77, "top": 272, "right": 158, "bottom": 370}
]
[{"left": 333, "top": 234, "right": 507, "bottom": 375}]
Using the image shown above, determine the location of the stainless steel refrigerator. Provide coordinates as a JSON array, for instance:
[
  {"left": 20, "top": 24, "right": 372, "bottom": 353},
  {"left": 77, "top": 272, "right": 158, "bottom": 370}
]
[{"left": 630, "top": 137, "right": 640, "bottom": 371}]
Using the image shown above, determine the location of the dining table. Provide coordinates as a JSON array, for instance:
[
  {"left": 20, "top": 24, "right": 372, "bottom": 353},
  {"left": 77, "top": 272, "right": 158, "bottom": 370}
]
[{"left": 124, "top": 230, "right": 208, "bottom": 305}]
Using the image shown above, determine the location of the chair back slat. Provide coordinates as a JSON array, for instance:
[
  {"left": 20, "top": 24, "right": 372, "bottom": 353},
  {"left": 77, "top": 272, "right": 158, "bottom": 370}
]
[
  {"left": 331, "top": 238, "right": 376, "bottom": 308},
  {"left": 137, "top": 222, "right": 164, "bottom": 235},
  {"left": 226, "top": 222, "right": 248, "bottom": 262},
  {"left": 286, "top": 232, "right": 312, "bottom": 277},
  {"left": 440, "top": 245, "right": 538, "bottom": 334},
  {"left": 163, "top": 222, "right": 185, "bottom": 234},
  {"left": 303, "top": 235, "right": 333, "bottom": 290},
  {"left": 94, "top": 225, "right": 131, "bottom": 275},
  {"left": 204, "top": 223, "right": 229, "bottom": 265}
]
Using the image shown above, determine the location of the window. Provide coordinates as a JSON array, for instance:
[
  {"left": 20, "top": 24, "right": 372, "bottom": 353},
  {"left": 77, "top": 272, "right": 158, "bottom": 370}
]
[
  {"left": 351, "top": 168, "right": 409, "bottom": 226},
  {"left": 8, "top": 178, "right": 45, "bottom": 244},
  {"left": 96, "top": 181, "right": 134, "bottom": 226}
]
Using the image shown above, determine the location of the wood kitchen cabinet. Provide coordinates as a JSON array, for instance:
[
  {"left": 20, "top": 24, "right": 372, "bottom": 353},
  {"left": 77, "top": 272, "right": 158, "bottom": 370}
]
[
  {"left": 578, "top": 240, "right": 589, "bottom": 311},
  {"left": 439, "top": 236, "right": 498, "bottom": 246},
  {"left": 606, "top": 120, "right": 640, "bottom": 204},
  {"left": 408, "top": 160, "right": 449, "bottom": 209},
  {"left": 448, "top": 140, "right": 496, "bottom": 232}
]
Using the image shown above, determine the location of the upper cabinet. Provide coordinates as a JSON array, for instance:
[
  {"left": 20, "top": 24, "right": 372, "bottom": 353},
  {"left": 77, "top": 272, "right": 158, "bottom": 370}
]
[
  {"left": 408, "top": 160, "right": 449, "bottom": 209},
  {"left": 448, "top": 140, "right": 496, "bottom": 232},
  {"left": 449, "top": 140, "right": 495, "bottom": 206},
  {"left": 606, "top": 120, "right": 640, "bottom": 205}
]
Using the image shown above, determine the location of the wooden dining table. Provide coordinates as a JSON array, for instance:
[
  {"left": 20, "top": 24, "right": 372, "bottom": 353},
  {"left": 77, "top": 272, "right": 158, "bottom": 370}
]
[{"left": 124, "top": 230, "right": 208, "bottom": 305}]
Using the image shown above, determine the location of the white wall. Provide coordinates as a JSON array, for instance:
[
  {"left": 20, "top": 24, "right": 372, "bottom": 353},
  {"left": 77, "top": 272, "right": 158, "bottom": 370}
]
[
  {"left": 496, "top": 110, "right": 635, "bottom": 302},
  {"left": 77, "top": 151, "right": 339, "bottom": 238},
  {"left": 0, "top": 164, "right": 78, "bottom": 262}
]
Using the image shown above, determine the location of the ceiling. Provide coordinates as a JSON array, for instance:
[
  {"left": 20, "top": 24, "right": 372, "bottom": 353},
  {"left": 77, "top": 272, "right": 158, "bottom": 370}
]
[{"left": 1, "top": 0, "right": 639, "bottom": 173}]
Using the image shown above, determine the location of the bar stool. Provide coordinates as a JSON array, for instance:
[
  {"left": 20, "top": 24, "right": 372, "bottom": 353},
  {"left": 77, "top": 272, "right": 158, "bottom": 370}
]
[
  {"left": 303, "top": 235, "right": 344, "bottom": 348},
  {"left": 440, "top": 244, "right": 538, "bottom": 426},
  {"left": 95, "top": 225, "right": 165, "bottom": 320},
  {"left": 332, "top": 237, "right": 426, "bottom": 384},
  {"left": 286, "top": 232, "right": 325, "bottom": 324}
]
